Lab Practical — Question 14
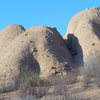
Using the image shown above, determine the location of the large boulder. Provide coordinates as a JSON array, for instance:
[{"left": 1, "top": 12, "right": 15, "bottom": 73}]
[
  {"left": 64, "top": 7, "right": 100, "bottom": 66},
  {"left": 0, "top": 24, "right": 25, "bottom": 52},
  {"left": 0, "top": 25, "right": 73, "bottom": 90}
]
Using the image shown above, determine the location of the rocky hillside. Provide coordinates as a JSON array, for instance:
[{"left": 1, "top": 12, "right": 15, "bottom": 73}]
[
  {"left": 0, "top": 7, "right": 100, "bottom": 100},
  {"left": 0, "top": 25, "right": 73, "bottom": 90}
]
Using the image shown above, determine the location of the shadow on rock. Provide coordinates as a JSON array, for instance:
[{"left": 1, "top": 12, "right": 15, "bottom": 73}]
[{"left": 66, "top": 34, "right": 84, "bottom": 67}]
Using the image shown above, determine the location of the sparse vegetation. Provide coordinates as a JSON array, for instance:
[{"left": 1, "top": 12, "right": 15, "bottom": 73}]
[
  {"left": 1, "top": 74, "right": 90, "bottom": 100},
  {"left": 80, "top": 52, "right": 100, "bottom": 89},
  {"left": 18, "top": 67, "right": 40, "bottom": 90},
  {"left": 0, "top": 67, "right": 40, "bottom": 95},
  {"left": 0, "top": 54, "right": 100, "bottom": 100}
]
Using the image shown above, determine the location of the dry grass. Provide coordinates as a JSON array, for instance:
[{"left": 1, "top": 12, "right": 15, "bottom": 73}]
[
  {"left": 0, "top": 53, "right": 100, "bottom": 100},
  {"left": 80, "top": 53, "right": 100, "bottom": 89}
]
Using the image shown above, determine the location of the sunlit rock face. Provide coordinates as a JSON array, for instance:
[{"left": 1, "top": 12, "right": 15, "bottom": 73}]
[
  {"left": 0, "top": 25, "right": 73, "bottom": 89},
  {"left": 64, "top": 7, "right": 100, "bottom": 66},
  {"left": 0, "top": 7, "right": 100, "bottom": 90}
]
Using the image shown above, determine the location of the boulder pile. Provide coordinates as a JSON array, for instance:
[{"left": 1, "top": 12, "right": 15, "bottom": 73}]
[{"left": 0, "top": 7, "right": 100, "bottom": 90}]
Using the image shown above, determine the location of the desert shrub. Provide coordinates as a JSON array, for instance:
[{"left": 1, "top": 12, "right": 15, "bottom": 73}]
[
  {"left": 0, "top": 66, "right": 40, "bottom": 94},
  {"left": 18, "top": 67, "right": 40, "bottom": 90},
  {"left": 0, "top": 72, "right": 17, "bottom": 94},
  {"left": 4, "top": 94, "right": 39, "bottom": 100},
  {"left": 0, "top": 72, "right": 90, "bottom": 100},
  {"left": 33, "top": 75, "right": 86, "bottom": 99},
  {"left": 6, "top": 94, "right": 89, "bottom": 100},
  {"left": 80, "top": 52, "right": 100, "bottom": 89},
  {"left": 0, "top": 84, "right": 13, "bottom": 94}
]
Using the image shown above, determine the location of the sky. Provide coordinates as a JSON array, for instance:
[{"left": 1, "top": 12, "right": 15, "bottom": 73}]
[{"left": 0, "top": 0, "right": 100, "bottom": 36}]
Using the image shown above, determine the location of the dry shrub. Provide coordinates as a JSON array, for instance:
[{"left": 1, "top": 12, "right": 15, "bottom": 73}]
[
  {"left": 80, "top": 52, "right": 100, "bottom": 89},
  {"left": 18, "top": 67, "right": 40, "bottom": 90},
  {"left": 0, "top": 67, "right": 40, "bottom": 94}
]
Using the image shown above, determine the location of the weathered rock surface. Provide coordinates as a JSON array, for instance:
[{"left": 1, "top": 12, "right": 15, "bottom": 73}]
[
  {"left": 65, "top": 7, "right": 100, "bottom": 66},
  {"left": 0, "top": 25, "right": 73, "bottom": 89},
  {"left": 0, "top": 7, "right": 100, "bottom": 91}
]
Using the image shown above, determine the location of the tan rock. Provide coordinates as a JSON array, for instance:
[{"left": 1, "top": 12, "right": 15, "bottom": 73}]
[
  {"left": 0, "top": 24, "right": 25, "bottom": 53},
  {"left": 64, "top": 7, "right": 100, "bottom": 66},
  {"left": 0, "top": 25, "right": 73, "bottom": 90}
]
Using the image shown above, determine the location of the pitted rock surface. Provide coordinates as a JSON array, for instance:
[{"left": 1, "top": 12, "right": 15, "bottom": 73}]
[{"left": 0, "top": 25, "right": 73, "bottom": 89}]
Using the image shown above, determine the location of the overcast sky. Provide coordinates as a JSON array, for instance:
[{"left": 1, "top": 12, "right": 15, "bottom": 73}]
[{"left": 0, "top": 0, "right": 100, "bottom": 35}]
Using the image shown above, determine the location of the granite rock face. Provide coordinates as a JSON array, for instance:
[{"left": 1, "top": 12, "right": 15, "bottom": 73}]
[
  {"left": 0, "top": 25, "right": 73, "bottom": 89},
  {"left": 65, "top": 7, "right": 100, "bottom": 66},
  {"left": 0, "top": 7, "right": 100, "bottom": 90}
]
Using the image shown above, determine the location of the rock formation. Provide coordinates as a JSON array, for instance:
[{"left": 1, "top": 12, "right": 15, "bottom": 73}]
[
  {"left": 65, "top": 7, "right": 100, "bottom": 66},
  {"left": 0, "top": 25, "right": 73, "bottom": 90},
  {"left": 0, "top": 7, "right": 100, "bottom": 91}
]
